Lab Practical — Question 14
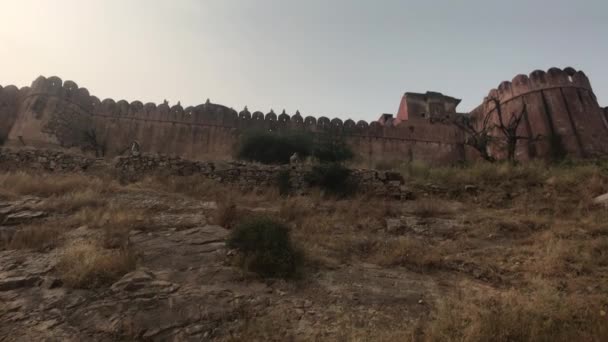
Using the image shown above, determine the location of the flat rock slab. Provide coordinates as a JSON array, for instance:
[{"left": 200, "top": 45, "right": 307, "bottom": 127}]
[
  {"left": 594, "top": 192, "right": 608, "bottom": 205},
  {"left": 0, "top": 276, "right": 41, "bottom": 291},
  {"left": 0, "top": 197, "right": 46, "bottom": 225},
  {"left": 3, "top": 210, "right": 47, "bottom": 225}
]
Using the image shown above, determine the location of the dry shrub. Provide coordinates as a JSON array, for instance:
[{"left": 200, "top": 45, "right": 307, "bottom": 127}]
[
  {"left": 228, "top": 217, "right": 302, "bottom": 278},
  {"left": 57, "top": 240, "right": 136, "bottom": 288},
  {"left": 531, "top": 230, "right": 608, "bottom": 277},
  {"left": 102, "top": 224, "right": 132, "bottom": 249},
  {"left": 418, "top": 286, "right": 607, "bottom": 342},
  {"left": 279, "top": 197, "right": 314, "bottom": 224},
  {"left": 133, "top": 175, "right": 228, "bottom": 199},
  {"left": 227, "top": 310, "right": 296, "bottom": 342},
  {"left": 370, "top": 237, "right": 443, "bottom": 271},
  {"left": 402, "top": 161, "right": 547, "bottom": 188},
  {"left": 411, "top": 199, "right": 455, "bottom": 218},
  {"left": 285, "top": 196, "right": 395, "bottom": 264},
  {"left": 493, "top": 215, "right": 549, "bottom": 238},
  {"left": 70, "top": 205, "right": 148, "bottom": 229},
  {"left": 0, "top": 171, "right": 116, "bottom": 198},
  {"left": 68, "top": 205, "right": 149, "bottom": 248},
  {"left": 4, "top": 224, "right": 64, "bottom": 251},
  {"left": 215, "top": 198, "right": 238, "bottom": 228},
  {"left": 40, "top": 188, "right": 106, "bottom": 213}
]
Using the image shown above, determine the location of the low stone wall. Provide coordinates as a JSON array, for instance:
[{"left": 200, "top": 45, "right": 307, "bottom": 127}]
[
  {"left": 0, "top": 148, "right": 410, "bottom": 198},
  {"left": 0, "top": 147, "right": 96, "bottom": 172}
]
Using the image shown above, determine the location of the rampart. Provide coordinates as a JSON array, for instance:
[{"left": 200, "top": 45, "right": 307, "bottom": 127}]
[
  {"left": 2, "top": 67, "right": 607, "bottom": 164},
  {"left": 470, "top": 67, "right": 608, "bottom": 159},
  {"left": 4, "top": 76, "right": 465, "bottom": 166}
]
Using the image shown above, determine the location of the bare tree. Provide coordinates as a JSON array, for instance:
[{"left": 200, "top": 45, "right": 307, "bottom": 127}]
[
  {"left": 487, "top": 97, "right": 542, "bottom": 163},
  {"left": 42, "top": 109, "right": 106, "bottom": 157},
  {"left": 454, "top": 113, "right": 496, "bottom": 162}
]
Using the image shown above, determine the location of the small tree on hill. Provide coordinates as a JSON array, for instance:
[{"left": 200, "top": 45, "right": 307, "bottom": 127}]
[
  {"left": 488, "top": 97, "right": 542, "bottom": 163},
  {"left": 454, "top": 113, "right": 495, "bottom": 162}
]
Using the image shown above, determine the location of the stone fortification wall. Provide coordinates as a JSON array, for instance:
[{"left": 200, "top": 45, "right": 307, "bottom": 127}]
[
  {"left": 4, "top": 76, "right": 465, "bottom": 166},
  {"left": 470, "top": 67, "right": 608, "bottom": 160},
  {"left": 0, "top": 85, "right": 29, "bottom": 144},
  {"left": 0, "top": 147, "right": 96, "bottom": 172},
  {"left": 3, "top": 68, "right": 606, "bottom": 164},
  {"left": 0, "top": 148, "right": 410, "bottom": 198}
]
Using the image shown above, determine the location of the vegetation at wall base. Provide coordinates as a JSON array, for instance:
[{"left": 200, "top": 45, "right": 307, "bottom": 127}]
[
  {"left": 313, "top": 137, "right": 355, "bottom": 163},
  {"left": 236, "top": 130, "right": 355, "bottom": 165},
  {"left": 227, "top": 217, "right": 302, "bottom": 279},
  {"left": 305, "top": 163, "right": 357, "bottom": 198},
  {"left": 277, "top": 169, "right": 292, "bottom": 196},
  {"left": 237, "top": 130, "right": 313, "bottom": 164}
]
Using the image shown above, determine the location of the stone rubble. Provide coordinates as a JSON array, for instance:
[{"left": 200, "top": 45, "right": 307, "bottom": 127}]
[{"left": 0, "top": 147, "right": 413, "bottom": 199}]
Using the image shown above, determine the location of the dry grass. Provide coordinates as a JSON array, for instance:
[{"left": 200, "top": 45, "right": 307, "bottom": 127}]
[
  {"left": 214, "top": 198, "right": 238, "bottom": 228},
  {"left": 416, "top": 285, "right": 608, "bottom": 342},
  {"left": 370, "top": 236, "right": 443, "bottom": 271},
  {"left": 410, "top": 199, "right": 456, "bottom": 218},
  {"left": 68, "top": 204, "right": 149, "bottom": 229},
  {"left": 68, "top": 204, "right": 150, "bottom": 248},
  {"left": 275, "top": 196, "right": 402, "bottom": 265},
  {"left": 0, "top": 171, "right": 118, "bottom": 198},
  {"left": 2, "top": 159, "right": 608, "bottom": 338},
  {"left": 39, "top": 188, "right": 107, "bottom": 213},
  {"left": 57, "top": 240, "right": 136, "bottom": 288},
  {"left": 529, "top": 230, "right": 608, "bottom": 277},
  {"left": 132, "top": 175, "right": 229, "bottom": 199},
  {"left": 3, "top": 223, "right": 65, "bottom": 251}
]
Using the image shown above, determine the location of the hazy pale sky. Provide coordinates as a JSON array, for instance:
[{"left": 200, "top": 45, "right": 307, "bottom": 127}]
[{"left": 1, "top": 0, "right": 606, "bottom": 121}]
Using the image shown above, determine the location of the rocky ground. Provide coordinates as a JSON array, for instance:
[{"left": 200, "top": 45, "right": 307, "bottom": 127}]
[
  {"left": 1, "top": 164, "right": 607, "bottom": 341},
  {"left": 0, "top": 190, "right": 442, "bottom": 341}
]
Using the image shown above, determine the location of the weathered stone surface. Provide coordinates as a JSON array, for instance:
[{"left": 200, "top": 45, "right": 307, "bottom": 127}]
[
  {"left": 0, "top": 276, "right": 41, "bottom": 291},
  {"left": 0, "top": 197, "right": 46, "bottom": 226},
  {"left": 594, "top": 192, "right": 608, "bottom": 206},
  {"left": 3, "top": 210, "right": 46, "bottom": 225},
  {"left": 0, "top": 147, "right": 413, "bottom": 199}
]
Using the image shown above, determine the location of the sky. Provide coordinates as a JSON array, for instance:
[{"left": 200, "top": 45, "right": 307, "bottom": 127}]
[{"left": 1, "top": 0, "right": 606, "bottom": 122}]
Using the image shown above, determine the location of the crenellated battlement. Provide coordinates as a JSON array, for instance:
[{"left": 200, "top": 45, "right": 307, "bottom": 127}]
[
  {"left": 472, "top": 67, "right": 608, "bottom": 160},
  {"left": 485, "top": 67, "right": 593, "bottom": 104},
  {"left": 12, "top": 75, "right": 463, "bottom": 144},
  {"left": 4, "top": 68, "right": 606, "bottom": 165}
]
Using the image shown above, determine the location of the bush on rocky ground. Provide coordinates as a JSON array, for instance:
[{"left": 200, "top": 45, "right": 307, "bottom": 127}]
[
  {"left": 305, "top": 163, "right": 358, "bottom": 197},
  {"left": 228, "top": 217, "right": 302, "bottom": 279}
]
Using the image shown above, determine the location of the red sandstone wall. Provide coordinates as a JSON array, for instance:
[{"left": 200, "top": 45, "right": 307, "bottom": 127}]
[
  {"left": 5, "top": 76, "right": 466, "bottom": 165},
  {"left": 471, "top": 67, "right": 608, "bottom": 160},
  {"left": 4, "top": 70, "right": 607, "bottom": 165}
]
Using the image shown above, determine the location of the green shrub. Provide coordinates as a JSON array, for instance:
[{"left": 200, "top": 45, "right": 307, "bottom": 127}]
[
  {"left": 305, "top": 163, "right": 357, "bottom": 197},
  {"left": 313, "top": 138, "right": 354, "bottom": 163},
  {"left": 277, "top": 170, "right": 292, "bottom": 196},
  {"left": 228, "top": 217, "right": 302, "bottom": 278},
  {"left": 237, "top": 130, "right": 313, "bottom": 164}
]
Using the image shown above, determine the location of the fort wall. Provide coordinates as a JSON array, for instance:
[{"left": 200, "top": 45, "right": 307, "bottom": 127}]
[
  {"left": 2, "top": 68, "right": 606, "bottom": 165},
  {"left": 470, "top": 67, "right": 608, "bottom": 160},
  {"left": 5, "top": 76, "right": 465, "bottom": 166}
]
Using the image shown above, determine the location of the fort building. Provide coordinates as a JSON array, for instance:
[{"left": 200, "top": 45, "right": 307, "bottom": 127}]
[{"left": 1, "top": 67, "right": 607, "bottom": 166}]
